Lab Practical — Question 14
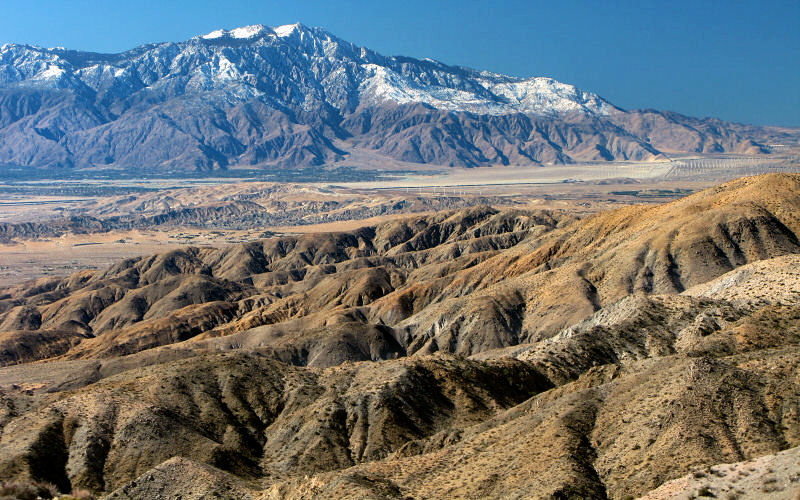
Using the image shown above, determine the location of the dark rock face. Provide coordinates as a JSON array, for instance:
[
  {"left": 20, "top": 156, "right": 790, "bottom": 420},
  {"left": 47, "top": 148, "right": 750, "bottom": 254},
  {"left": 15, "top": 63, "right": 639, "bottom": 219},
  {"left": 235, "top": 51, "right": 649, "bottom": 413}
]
[{"left": 0, "top": 24, "right": 780, "bottom": 171}]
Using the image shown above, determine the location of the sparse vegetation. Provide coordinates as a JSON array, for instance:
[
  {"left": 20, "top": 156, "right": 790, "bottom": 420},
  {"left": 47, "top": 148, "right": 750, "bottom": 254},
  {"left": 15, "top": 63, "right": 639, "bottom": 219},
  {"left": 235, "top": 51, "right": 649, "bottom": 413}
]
[
  {"left": 697, "top": 485, "right": 715, "bottom": 497},
  {"left": 0, "top": 480, "right": 58, "bottom": 500},
  {"left": 0, "top": 174, "right": 799, "bottom": 498}
]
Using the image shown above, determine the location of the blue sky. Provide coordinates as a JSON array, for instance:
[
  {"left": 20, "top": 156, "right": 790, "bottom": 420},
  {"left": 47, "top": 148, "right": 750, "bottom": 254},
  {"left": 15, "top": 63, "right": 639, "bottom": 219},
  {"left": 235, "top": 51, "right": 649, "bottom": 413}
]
[{"left": 1, "top": 0, "right": 798, "bottom": 126}]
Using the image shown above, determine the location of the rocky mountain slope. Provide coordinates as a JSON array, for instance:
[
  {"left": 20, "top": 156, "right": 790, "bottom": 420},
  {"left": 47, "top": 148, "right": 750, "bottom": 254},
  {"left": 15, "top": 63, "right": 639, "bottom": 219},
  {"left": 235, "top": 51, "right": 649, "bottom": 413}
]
[
  {"left": 0, "top": 24, "right": 786, "bottom": 171},
  {"left": 640, "top": 446, "right": 800, "bottom": 499},
  {"left": 0, "top": 173, "right": 799, "bottom": 498}
]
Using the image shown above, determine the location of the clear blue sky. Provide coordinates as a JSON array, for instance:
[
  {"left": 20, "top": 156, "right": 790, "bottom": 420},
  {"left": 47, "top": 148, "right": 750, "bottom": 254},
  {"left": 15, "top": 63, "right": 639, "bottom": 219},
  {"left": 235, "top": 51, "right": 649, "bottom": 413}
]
[{"left": 2, "top": 0, "right": 798, "bottom": 126}]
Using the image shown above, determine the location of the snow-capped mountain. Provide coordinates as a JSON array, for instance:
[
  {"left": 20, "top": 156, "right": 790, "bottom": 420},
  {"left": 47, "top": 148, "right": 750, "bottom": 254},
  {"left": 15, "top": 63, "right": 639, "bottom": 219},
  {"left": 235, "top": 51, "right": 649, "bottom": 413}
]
[
  {"left": 0, "top": 23, "right": 611, "bottom": 116},
  {"left": 0, "top": 24, "right": 770, "bottom": 170}
]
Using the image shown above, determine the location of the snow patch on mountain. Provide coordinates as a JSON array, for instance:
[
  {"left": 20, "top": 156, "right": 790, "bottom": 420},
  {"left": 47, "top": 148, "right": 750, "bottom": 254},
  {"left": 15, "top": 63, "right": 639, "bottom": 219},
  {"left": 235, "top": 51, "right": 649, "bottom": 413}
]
[
  {"left": 359, "top": 64, "right": 509, "bottom": 114},
  {"left": 486, "top": 78, "right": 612, "bottom": 115},
  {"left": 36, "top": 65, "right": 65, "bottom": 80},
  {"left": 0, "top": 23, "right": 614, "bottom": 117},
  {"left": 273, "top": 24, "right": 301, "bottom": 38},
  {"left": 201, "top": 25, "right": 267, "bottom": 40},
  {"left": 359, "top": 64, "right": 609, "bottom": 116},
  {"left": 201, "top": 30, "right": 225, "bottom": 40},
  {"left": 230, "top": 25, "right": 267, "bottom": 39}
]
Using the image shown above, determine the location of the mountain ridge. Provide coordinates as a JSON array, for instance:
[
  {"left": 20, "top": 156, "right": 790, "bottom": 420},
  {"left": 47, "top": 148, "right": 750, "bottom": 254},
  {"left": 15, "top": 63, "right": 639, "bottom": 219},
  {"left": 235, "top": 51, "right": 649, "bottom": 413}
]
[{"left": 0, "top": 23, "right": 784, "bottom": 171}]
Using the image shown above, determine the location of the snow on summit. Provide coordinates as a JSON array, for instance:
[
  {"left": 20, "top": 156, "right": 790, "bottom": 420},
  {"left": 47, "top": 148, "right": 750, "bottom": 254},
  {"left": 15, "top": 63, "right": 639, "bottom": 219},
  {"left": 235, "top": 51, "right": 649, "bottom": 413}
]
[
  {"left": 273, "top": 23, "right": 302, "bottom": 37},
  {"left": 230, "top": 25, "right": 267, "bottom": 38},
  {"left": 200, "top": 29, "right": 225, "bottom": 40},
  {"left": 200, "top": 24, "right": 301, "bottom": 40},
  {"left": 1, "top": 23, "right": 613, "bottom": 117},
  {"left": 201, "top": 24, "right": 267, "bottom": 39}
]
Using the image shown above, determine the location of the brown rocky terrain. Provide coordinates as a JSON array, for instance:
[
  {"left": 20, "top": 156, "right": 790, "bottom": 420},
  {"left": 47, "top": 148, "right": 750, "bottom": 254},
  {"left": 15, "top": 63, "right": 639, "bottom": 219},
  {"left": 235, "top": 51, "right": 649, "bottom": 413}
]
[
  {"left": 0, "top": 173, "right": 799, "bottom": 498},
  {"left": 0, "top": 181, "right": 532, "bottom": 244},
  {"left": 639, "top": 446, "right": 800, "bottom": 499}
]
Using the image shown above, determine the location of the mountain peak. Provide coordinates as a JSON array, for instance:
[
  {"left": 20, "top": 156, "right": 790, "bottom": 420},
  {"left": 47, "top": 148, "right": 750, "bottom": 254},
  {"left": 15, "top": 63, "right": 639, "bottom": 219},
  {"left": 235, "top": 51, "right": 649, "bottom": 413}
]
[
  {"left": 272, "top": 23, "right": 305, "bottom": 37},
  {"left": 0, "top": 23, "right": 776, "bottom": 170},
  {"left": 198, "top": 23, "right": 310, "bottom": 41},
  {"left": 200, "top": 24, "right": 268, "bottom": 40}
]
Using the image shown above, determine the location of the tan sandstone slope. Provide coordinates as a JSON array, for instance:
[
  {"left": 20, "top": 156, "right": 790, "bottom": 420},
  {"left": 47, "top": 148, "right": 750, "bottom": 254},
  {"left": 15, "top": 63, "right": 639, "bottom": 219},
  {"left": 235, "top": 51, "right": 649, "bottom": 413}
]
[{"left": 0, "top": 174, "right": 798, "bottom": 498}]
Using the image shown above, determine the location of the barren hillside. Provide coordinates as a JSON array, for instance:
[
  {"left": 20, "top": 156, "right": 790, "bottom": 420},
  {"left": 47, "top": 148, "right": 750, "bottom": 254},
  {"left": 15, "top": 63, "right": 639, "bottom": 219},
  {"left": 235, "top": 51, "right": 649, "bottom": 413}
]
[{"left": 0, "top": 174, "right": 799, "bottom": 498}]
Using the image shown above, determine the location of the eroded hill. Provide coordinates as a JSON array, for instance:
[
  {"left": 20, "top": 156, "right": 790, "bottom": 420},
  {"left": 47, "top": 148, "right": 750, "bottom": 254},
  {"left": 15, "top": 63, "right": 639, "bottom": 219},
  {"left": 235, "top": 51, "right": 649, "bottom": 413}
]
[{"left": 0, "top": 173, "right": 799, "bottom": 498}]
